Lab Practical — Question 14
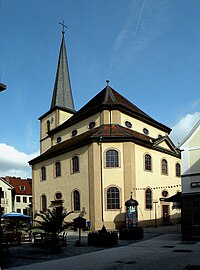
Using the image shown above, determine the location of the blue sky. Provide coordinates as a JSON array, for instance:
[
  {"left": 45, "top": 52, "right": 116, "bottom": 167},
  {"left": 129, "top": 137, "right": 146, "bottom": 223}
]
[{"left": 0, "top": 0, "right": 200, "bottom": 178}]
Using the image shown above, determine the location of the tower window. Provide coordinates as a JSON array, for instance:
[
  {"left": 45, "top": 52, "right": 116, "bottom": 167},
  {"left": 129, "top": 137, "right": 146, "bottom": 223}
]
[{"left": 46, "top": 120, "right": 50, "bottom": 133}]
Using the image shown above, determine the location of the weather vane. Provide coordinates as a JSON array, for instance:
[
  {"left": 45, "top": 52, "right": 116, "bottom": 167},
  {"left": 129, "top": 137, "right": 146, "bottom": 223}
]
[{"left": 59, "top": 20, "right": 68, "bottom": 35}]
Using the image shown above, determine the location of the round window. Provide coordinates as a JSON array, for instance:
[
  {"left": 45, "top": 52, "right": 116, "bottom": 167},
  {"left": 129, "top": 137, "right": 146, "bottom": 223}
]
[
  {"left": 55, "top": 192, "right": 62, "bottom": 200},
  {"left": 88, "top": 121, "right": 96, "bottom": 129},
  {"left": 125, "top": 121, "right": 132, "bottom": 129},
  {"left": 57, "top": 137, "right": 62, "bottom": 143},
  {"left": 143, "top": 128, "right": 149, "bottom": 135},
  {"left": 162, "top": 190, "right": 168, "bottom": 197},
  {"left": 72, "top": 130, "right": 77, "bottom": 137}
]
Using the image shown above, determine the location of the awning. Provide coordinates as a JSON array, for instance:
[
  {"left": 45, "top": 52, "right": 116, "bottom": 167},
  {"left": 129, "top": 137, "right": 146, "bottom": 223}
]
[
  {"left": 1, "top": 212, "right": 32, "bottom": 220},
  {"left": 163, "top": 192, "right": 182, "bottom": 203}
]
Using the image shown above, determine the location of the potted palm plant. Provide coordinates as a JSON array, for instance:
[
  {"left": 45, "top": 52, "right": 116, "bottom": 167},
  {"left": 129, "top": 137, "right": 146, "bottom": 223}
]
[{"left": 33, "top": 206, "right": 73, "bottom": 253}]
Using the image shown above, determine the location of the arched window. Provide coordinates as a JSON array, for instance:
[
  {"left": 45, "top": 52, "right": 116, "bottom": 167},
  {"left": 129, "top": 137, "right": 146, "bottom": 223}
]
[
  {"left": 145, "top": 154, "right": 152, "bottom": 171},
  {"left": 73, "top": 190, "right": 80, "bottom": 211},
  {"left": 106, "top": 150, "right": 119, "bottom": 168},
  {"left": 162, "top": 159, "right": 168, "bottom": 175},
  {"left": 176, "top": 163, "right": 181, "bottom": 177},
  {"left": 107, "top": 187, "right": 120, "bottom": 209},
  {"left": 55, "top": 162, "right": 61, "bottom": 177},
  {"left": 41, "top": 194, "right": 47, "bottom": 212},
  {"left": 41, "top": 167, "right": 46, "bottom": 181},
  {"left": 46, "top": 120, "right": 50, "bottom": 133},
  {"left": 145, "top": 188, "right": 152, "bottom": 209},
  {"left": 72, "top": 156, "right": 79, "bottom": 173}
]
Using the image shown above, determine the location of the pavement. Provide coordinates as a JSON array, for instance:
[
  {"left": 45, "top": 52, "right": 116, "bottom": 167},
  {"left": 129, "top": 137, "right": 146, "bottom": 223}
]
[{"left": 4, "top": 224, "right": 200, "bottom": 270}]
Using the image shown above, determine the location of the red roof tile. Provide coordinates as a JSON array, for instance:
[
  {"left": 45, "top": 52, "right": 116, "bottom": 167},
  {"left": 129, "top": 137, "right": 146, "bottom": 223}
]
[
  {"left": 29, "top": 124, "right": 180, "bottom": 165},
  {"left": 3, "top": 177, "right": 32, "bottom": 195},
  {"left": 49, "top": 86, "right": 171, "bottom": 135}
]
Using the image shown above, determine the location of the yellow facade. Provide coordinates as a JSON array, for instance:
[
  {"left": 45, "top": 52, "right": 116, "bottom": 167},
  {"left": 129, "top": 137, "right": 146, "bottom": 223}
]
[
  {"left": 31, "top": 103, "right": 181, "bottom": 230},
  {"left": 29, "top": 31, "right": 181, "bottom": 231}
]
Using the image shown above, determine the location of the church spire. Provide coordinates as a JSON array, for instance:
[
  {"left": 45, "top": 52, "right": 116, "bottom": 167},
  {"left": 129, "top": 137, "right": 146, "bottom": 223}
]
[{"left": 50, "top": 25, "right": 75, "bottom": 111}]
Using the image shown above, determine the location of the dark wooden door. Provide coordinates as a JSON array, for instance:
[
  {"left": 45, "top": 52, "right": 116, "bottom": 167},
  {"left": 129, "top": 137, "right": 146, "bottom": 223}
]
[{"left": 162, "top": 205, "right": 170, "bottom": 223}]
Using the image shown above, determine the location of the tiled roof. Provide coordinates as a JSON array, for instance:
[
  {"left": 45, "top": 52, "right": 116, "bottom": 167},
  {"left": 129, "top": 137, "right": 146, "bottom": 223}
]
[
  {"left": 29, "top": 124, "right": 179, "bottom": 165},
  {"left": 3, "top": 177, "right": 32, "bottom": 195},
  {"left": 49, "top": 86, "right": 171, "bottom": 135}
]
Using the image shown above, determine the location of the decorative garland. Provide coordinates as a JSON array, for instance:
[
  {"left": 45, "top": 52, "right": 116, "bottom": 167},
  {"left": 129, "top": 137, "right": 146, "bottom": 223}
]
[{"left": 133, "top": 184, "right": 181, "bottom": 190}]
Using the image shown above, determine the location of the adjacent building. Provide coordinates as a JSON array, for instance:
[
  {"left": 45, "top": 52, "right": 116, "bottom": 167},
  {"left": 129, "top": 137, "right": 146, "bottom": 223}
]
[
  {"left": 0, "top": 177, "right": 32, "bottom": 216},
  {"left": 179, "top": 120, "right": 200, "bottom": 240},
  {"left": 29, "top": 32, "right": 181, "bottom": 230},
  {"left": 0, "top": 177, "right": 14, "bottom": 214}
]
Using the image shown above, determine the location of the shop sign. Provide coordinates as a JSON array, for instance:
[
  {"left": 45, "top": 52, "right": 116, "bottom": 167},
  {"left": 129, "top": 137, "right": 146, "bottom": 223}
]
[{"left": 191, "top": 182, "right": 200, "bottom": 188}]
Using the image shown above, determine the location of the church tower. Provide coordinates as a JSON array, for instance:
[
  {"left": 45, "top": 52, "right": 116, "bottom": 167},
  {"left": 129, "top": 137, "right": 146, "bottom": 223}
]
[{"left": 39, "top": 26, "right": 75, "bottom": 154}]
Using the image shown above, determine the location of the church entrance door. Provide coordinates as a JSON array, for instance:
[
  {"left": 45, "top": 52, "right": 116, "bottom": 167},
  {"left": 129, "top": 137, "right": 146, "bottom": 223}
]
[{"left": 162, "top": 205, "right": 170, "bottom": 224}]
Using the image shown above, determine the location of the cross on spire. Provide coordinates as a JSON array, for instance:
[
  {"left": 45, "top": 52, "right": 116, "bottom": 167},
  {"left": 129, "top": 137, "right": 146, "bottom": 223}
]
[
  {"left": 106, "top": 79, "right": 110, "bottom": 86},
  {"left": 59, "top": 20, "right": 68, "bottom": 35}
]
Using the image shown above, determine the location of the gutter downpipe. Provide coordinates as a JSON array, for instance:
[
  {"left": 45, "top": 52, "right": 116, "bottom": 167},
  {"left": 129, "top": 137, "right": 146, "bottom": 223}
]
[{"left": 99, "top": 136, "right": 104, "bottom": 223}]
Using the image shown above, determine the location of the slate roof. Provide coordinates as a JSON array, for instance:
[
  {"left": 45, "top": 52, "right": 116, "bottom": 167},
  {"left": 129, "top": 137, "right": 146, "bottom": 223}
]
[
  {"left": 29, "top": 124, "right": 180, "bottom": 165},
  {"left": 49, "top": 85, "right": 171, "bottom": 135},
  {"left": 39, "top": 33, "right": 75, "bottom": 122},
  {"left": 51, "top": 33, "right": 75, "bottom": 111}
]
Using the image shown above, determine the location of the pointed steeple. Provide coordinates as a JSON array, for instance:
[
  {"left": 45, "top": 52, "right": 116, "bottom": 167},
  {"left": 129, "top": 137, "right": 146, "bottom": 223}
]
[{"left": 51, "top": 31, "right": 75, "bottom": 111}]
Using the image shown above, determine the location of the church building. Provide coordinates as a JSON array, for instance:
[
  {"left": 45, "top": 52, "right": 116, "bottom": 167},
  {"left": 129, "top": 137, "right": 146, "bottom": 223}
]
[{"left": 29, "top": 30, "right": 181, "bottom": 230}]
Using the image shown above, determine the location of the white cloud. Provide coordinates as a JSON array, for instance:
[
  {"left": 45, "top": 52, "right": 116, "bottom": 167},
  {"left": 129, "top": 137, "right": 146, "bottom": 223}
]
[
  {"left": 170, "top": 112, "right": 200, "bottom": 146},
  {"left": 0, "top": 143, "right": 39, "bottom": 178}
]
